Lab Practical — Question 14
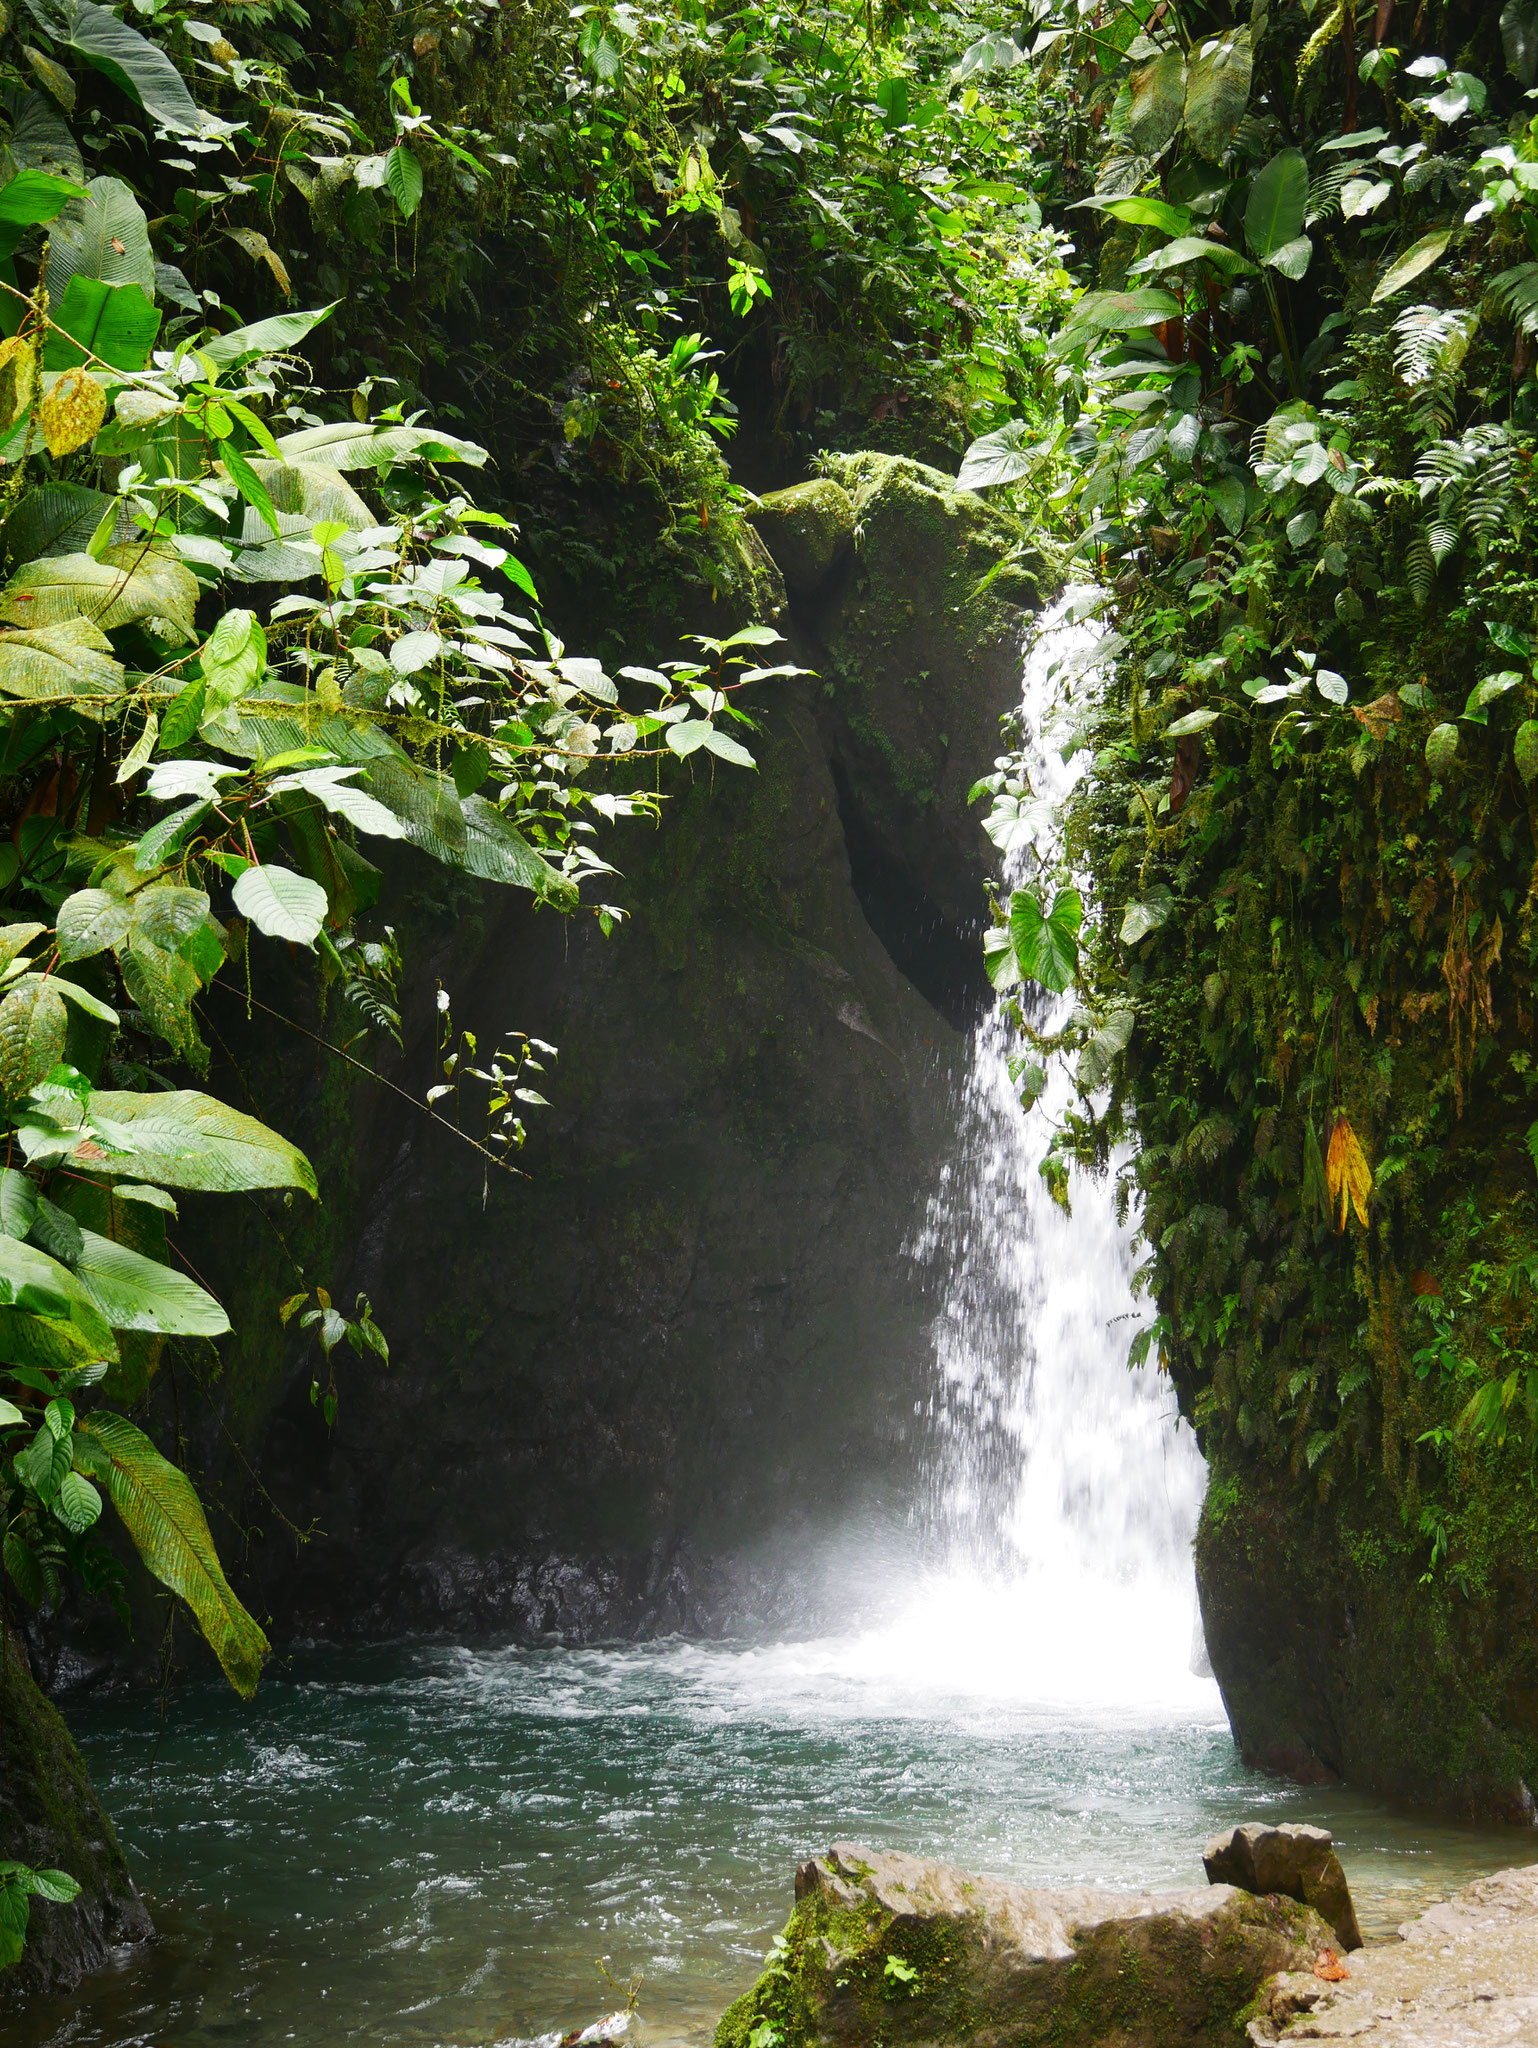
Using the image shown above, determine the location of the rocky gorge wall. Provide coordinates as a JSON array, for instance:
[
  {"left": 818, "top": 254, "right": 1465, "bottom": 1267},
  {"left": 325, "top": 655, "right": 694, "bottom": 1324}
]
[{"left": 131, "top": 452, "right": 1045, "bottom": 1659}]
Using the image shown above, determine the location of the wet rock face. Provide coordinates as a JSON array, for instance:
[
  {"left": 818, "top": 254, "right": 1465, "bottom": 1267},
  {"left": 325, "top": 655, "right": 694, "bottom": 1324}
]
[
  {"left": 1203, "top": 1823, "right": 1363, "bottom": 1952},
  {"left": 1196, "top": 1461, "right": 1538, "bottom": 1824},
  {"left": 0, "top": 1637, "right": 151, "bottom": 2007},
  {"left": 715, "top": 1841, "right": 1333, "bottom": 2048},
  {"left": 154, "top": 453, "right": 1044, "bottom": 1660}
]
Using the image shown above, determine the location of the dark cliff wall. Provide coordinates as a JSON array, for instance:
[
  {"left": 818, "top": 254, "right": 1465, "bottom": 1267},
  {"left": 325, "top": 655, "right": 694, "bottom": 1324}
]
[{"left": 113, "top": 453, "right": 1044, "bottom": 1657}]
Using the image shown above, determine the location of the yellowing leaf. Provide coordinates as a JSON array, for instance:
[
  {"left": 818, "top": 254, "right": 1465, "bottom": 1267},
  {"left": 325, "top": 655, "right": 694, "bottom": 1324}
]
[
  {"left": 0, "top": 334, "right": 37, "bottom": 431},
  {"left": 39, "top": 366, "right": 107, "bottom": 457},
  {"left": 1325, "top": 1115, "right": 1372, "bottom": 1231}
]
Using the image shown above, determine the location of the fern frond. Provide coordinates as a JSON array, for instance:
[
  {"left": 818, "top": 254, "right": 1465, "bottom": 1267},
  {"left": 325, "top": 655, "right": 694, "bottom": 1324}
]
[
  {"left": 1406, "top": 533, "right": 1436, "bottom": 606},
  {"left": 1428, "top": 518, "right": 1461, "bottom": 564},
  {"left": 1486, "top": 261, "right": 1538, "bottom": 338}
]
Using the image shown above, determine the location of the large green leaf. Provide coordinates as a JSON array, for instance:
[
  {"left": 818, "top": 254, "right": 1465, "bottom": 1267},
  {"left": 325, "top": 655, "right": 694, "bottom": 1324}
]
[
  {"left": 237, "top": 459, "right": 373, "bottom": 543},
  {"left": 0, "top": 166, "right": 83, "bottom": 257},
  {"left": 0, "top": 1232, "right": 116, "bottom": 1357},
  {"left": 361, "top": 753, "right": 576, "bottom": 906},
  {"left": 35, "top": 0, "right": 211, "bottom": 136},
  {"left": 197, "top": 302, "right": 338, "bottom": 371},
  {"left": 0, "top": 548, "right": 198, "bottom": 641},
  {"left": 0, "top": 619, "right": 123, "bottom": 710},
  {"left": 231, "top": 863, "right": 327, "bottom": 946},
  {"left": 116, "top": 884, "right": 218, "bottom": 1058},
  {"left": 1076, "top": 1006, "right": 1135, "bottom": 1094},
  {"left": 1245, "top": 150, "right": 1309, "bottom": 261},
  {"left": 1126, "top": 46, "right": 1185, "bottom": 154},
  {"left": 44, "top": 174, "right": 155, "bottom": 303},
  {"left": 272, "top": 419, "right": 488, "bottom": 471},
  {"left": 1130, "top": 236, "right": 1257, "bottom": 278},
  {"left": 73, "top": 1225, "right": 228, "bottom": 1336},
  {"left": 384, "top": 144, "right": 422, "bottom": 218},
  {"left": 1074, "top": 194, "right": 1192, "bottom": 237},
  {"left": 0, "top": 984, "right": 65, "bottom": 1101},
  {"left": 1120, "top": 885, "right": 1175, "bottom": 945},
  {"left": 55, "top": 887, "right": 130, "bottom": 962},
  {"left": 72, "top": 1088, "right": 318, "bottom": 1196},
  {"left": 957, "top": 418, "right": 1036, "bottom": 490},
  {"left": 44, "top": 274, "right": 160, "bottom": 372},
  {"left": 1008, "top": 887, "right": 1083, "bottom": 994},
  {"left": 77, "top": 1412, "right": 269, "bottom": 1695},
  {"left": 2, "top": 85, "right": 83, "bottom": 182},
  {"left": 1052, "top": 290, "right": 1182, "bottom": 354},
  {"left": 1372, "top": 229, "right": 1453, "bottom": 305},
  {"left": 1183, "top": 24, "right": 1252, "bottom": 159}
]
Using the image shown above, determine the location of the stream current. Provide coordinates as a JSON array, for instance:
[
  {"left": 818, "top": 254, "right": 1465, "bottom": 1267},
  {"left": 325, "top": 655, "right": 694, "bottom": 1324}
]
[{"left": 21, "top": 601, "right": 1538, "bottom": 2048}]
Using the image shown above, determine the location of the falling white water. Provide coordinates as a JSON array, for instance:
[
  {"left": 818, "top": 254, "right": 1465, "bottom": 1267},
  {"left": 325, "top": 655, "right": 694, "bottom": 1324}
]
[{"left": 895, "top": 591, "right": 1216, "bottom": 1716}]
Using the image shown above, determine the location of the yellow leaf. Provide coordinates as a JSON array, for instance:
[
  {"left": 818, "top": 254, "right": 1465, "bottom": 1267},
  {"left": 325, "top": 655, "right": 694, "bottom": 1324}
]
[
  {"left": 0, "top": 334, "right": 37, "bottom": 432},
  {"left": 1326, "top": 1115, "right": 1372, "bottom": 1231},
  {"left": 40, "top": 368, "right": 107, "bottom": 458}
]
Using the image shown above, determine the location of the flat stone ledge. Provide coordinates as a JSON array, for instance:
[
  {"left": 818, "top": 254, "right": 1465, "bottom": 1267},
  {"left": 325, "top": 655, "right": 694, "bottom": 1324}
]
[{"left": 1247, "top": 1861, "right": 1538, "bottom": 2045}]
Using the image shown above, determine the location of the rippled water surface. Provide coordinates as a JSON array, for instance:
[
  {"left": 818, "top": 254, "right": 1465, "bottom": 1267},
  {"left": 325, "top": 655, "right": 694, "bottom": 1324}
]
[{"left": 19, "top": 1613, "right": 1538, "bottom": 2048}]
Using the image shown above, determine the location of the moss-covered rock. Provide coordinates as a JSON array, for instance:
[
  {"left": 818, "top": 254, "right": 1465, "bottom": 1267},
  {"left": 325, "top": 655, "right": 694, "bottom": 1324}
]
[
  {"left": 0, "top": 1633, "right": 150, "bottom": 2003},
  {"left": 750, "top": 479, "right": 855, "bottom": 596},
  {"left": 715, "top": 1842, "right": 1332, "bottom": 2048}
]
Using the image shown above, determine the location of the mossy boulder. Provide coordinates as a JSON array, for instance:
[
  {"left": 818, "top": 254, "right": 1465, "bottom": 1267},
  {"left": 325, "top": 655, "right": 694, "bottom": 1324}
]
[
  {"left": 714, "top": 1842, "right": 1333, "bottom": 2048},
  {"left": 0, "top": 1633, "right": 151, "bottom": 2003},
  {"left": 751, "top": 479, "right": 855, "bottom": 596}
]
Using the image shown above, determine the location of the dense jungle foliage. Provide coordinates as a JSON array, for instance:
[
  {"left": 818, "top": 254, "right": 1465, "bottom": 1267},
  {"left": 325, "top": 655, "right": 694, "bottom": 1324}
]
[
  {"left": 975, "top": 1, "right": 1538, "bottom": 1633},
  {"left": 0, "top": 0, "right": 1081, "bottom": 1971},
  {"left": 12, "top": 0, "right": 1538, "bottom": 1972}
]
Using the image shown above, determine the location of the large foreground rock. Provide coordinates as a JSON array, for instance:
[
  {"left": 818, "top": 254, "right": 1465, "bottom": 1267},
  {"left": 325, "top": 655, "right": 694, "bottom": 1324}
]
[
  {"left": 1247, "top": 1861, "right": 1538, "bottom": 2043},
  {"left": 715, "top": 1842, "right": 1334, "bottom": 2048}
]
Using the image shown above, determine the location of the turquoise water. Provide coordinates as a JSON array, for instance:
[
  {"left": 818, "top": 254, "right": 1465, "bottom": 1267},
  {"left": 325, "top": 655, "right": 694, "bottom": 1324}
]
[{"left": 16, "top": 1625, "right": 1538, "bottom": 2048}]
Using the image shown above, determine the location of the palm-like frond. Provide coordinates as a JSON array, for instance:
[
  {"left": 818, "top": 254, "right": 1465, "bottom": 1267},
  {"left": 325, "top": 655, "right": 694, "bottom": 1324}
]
[{"left": 77, "top": 1412, "right": 269, "bottom": 1696}]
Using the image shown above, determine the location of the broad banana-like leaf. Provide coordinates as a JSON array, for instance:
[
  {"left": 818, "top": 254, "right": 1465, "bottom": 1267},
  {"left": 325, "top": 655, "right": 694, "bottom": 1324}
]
[
  {"left": 1127, "top": 46, "right": 1185, "bottom": 154},
  {"left": 0, "top": 548, "right": 196, "bottom": 642},
  {"left": 1, "top": 482, "right": 114, "bottom": 561},
  {"left": 44, "top": 274, "right": 161, "bottom": 372},
  {"left": 0, "top": 1231, "right": 117, "bottom": 1358},
  {"left": 37, "top": 0, "right": 212, "bottom": 137},
  {"left": 1, "top": 84, "right": 84, "bottom": 182},
  {"left": 45, "top": 174, "right": 155, "bottom": 303},
  {"left": 237, "top": 459, "right": 372, "bottom": 542},
  {"left": 0, "top": 618, "right": 123, "bottom": 710},
  {"left": 68, "top": 1089, "right": 318, "bottom": 1196},
  {"left": 364, "top": 754, "right": 576, "bottom": 906},
  {"left": 272, "top": 419, "right": 488, "bottom": 471},
  {"left": 78, "top": 1412, "right": 269, "bottom": 1695},
  {"left": 1183, "top": 25, "right": 1252, "bottom": 160},
  {"left": 197, "top": 302, "right": 337, "bottom": 372},
  {"left": 1245, "top": 151, "right": 1309, "bottom": 261}
]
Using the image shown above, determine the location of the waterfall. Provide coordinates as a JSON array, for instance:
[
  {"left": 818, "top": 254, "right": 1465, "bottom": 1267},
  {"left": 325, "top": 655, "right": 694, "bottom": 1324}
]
[{"left": 897, "top": 593, "right": 1215, "bottom": 1714}]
